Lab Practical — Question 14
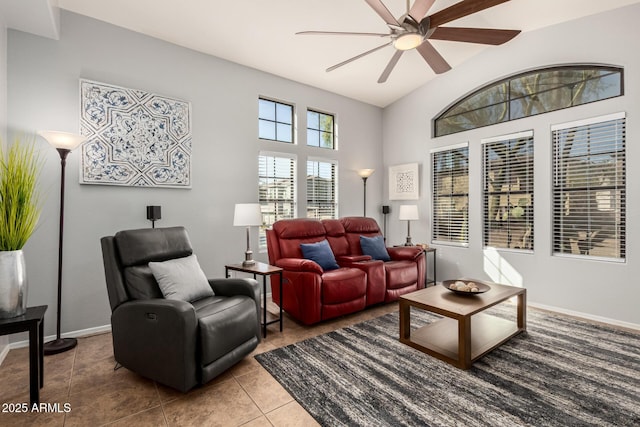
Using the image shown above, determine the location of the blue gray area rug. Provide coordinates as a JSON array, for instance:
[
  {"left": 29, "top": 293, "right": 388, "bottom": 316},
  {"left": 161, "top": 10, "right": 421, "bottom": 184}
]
[{"left": 255, "top": 305, "right": 640, "bottom": 427}]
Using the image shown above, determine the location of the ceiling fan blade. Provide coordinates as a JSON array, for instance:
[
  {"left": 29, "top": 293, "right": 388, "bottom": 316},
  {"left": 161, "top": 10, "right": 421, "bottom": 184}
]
[
  {"left": 326, "top": 42, "right": 392, "bottom": 72},
  {"left": 409, "top": 0, "right": 436, "bottom": 21},
  {"left": 430, "top": 27, "right": 520, "bottom": 45},
  {"left": 364, "top": 0, "right": 400, "bottom": 27},
  {"left": 429, "top": 0, "right": 510, "bottom": 28},
  {"left": 297, "top": 31, "right": 390, "bottom": 37},
  {"left": 416, "top": 40, "right": 451, "bottom": 74},
  {"left": 378, "top": 50, "right": 404, "bottom": 83}
]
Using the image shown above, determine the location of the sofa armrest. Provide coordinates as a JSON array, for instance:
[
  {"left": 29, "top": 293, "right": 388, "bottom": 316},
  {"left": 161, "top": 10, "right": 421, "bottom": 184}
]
[
  {"left": 111, "top": 298, "right": 198, "bottom": 392},
  {"left": 275, "top": 258, "right": 323, "bottom": 274},
  {"left": 387, "top": 246, "right": 423, "bottom": 261}
]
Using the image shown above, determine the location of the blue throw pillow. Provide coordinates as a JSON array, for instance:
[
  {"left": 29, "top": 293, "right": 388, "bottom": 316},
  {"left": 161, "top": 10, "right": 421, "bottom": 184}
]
[
  {"left": 300, "top": 240, "right": 340, "bottom": 271},
  {"left": 360, "top": 235, "right": 391, "bottom": 262}
]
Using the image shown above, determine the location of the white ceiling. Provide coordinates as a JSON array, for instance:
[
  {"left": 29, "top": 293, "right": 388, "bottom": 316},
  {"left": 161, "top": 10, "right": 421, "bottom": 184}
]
[{"left": 8, "top": 0, "right": 640, "bottom": 107}]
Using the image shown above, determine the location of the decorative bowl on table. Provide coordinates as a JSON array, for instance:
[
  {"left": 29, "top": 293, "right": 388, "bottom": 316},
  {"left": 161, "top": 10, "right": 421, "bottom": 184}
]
[{"left": 442, "top": 279, "right": 490, "bottom": 295}]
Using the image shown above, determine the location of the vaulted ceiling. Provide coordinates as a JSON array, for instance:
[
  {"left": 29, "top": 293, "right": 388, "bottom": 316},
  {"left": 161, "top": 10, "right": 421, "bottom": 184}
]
[{"left": 5, "top": 0, "right": 640, "bottom": 107}]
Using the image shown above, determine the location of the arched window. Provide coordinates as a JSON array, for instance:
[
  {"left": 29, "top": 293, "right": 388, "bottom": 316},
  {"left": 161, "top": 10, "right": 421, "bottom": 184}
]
[{"left": 434, "top": 65, "right": 623, "bottom": 137}]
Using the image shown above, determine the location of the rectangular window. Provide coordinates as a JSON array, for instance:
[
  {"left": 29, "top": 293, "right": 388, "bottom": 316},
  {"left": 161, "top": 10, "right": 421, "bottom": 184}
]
[
  {"left": 431, "top": 144, "right": 469, "bottom": 246},
  {"left": 258, "top": 152, "right": 297, "bottom": 248},
  {"left": 482, "top": 131, "right": 534, "bottom": 251},
  {"left": 259, "top": 98, "right": 293, "bottom": 143},
  {"left": 307, "top": 109, "right": 335, "bottom": 149},
  {"left": 552, "top": 113, "right": 626, "bottom": 260},
  {"left": 307, "top": 159, "right": 338, "bottom": 219}
]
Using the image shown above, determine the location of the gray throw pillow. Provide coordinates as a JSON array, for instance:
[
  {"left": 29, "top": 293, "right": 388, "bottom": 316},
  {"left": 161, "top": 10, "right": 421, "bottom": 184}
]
[{"left": 149, "top": 254, "right": 214, "bottom": 302}]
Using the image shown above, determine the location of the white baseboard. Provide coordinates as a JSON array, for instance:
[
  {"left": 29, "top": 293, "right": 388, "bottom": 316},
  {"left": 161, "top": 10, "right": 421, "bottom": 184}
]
[
  {"left": 528, "top": 302, "right": 640, "bottom": 331},
  {"left": 0, "top": 343, "right": 9, "bottom": 365},
  {"left": 6, "top": 324, "right": 112, "bottom": 351}
]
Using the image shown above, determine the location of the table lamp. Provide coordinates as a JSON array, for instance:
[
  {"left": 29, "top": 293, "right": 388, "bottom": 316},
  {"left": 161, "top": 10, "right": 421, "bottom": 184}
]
[
  {"left": 399, "top": 204, "right": 419, "bottom": 246},
  {"left": 233, "top": 203, "right": 262, "bottom": 266}
]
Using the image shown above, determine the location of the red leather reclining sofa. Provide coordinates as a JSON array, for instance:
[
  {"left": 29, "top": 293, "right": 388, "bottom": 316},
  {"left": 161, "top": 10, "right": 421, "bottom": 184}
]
[{"left": 266, "top": 216, "right": 425, "bottom": 325}]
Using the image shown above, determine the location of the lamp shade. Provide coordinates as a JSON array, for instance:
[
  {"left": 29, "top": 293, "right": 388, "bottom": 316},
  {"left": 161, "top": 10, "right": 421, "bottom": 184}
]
[
  {"left": 398, "top": 204, "right": 419, "bottom": 221},
  {"left": 233, "top": 203, "right": 262, "bottom": 226},
  {"left": 38, "top": 130, "right": 87, "bottom": 150},
  {"left": 357, "top": 168, "right": 375, "bottom": 178}
]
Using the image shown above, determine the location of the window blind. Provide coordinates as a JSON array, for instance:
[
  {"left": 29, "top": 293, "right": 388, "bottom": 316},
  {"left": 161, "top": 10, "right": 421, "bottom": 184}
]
[
  {"left": 431, "top": 144, "right": 469, "bottom": 246},
  {"left": 307, "top": 159, "right": 338, "bottom": 219},
  {"left": 258, "top": 152, "right": 297, "bottom": 247},
  {"left": 552, "top": 113, "right": 626, "bottom": 260},
  {"left": 482, "top": 131, "right": 534, "bottom": 250}
]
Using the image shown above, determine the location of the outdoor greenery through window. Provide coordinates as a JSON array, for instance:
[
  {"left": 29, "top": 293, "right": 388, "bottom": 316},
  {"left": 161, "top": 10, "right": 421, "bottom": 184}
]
[
  {"left": 307, "top": 110, "right": 335, "bottom": 149},
  {"left": 435, "top": 65, "right": 623, "bottom": 137},
  {"left": 307, "top": 159, "right": 337, "bottom": 219},
  {"left": 258, "top": 152, "right": 296, "bottom": 248},
  {"left": 482, "top": 131, "right": 534, "bottom": 251},
  {"left": 431, "top": 144, "right": 469, "bottom": 245},
  {"left": 258, "top": 98, "right": 294, "bottom": 142},
  {"left": 552, "top": 113, "right": 626, "bottom": 261}
]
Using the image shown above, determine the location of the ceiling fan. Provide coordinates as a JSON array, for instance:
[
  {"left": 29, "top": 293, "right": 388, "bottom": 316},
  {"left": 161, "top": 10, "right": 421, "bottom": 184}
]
[{"left": 297, "top": 0, "right": 521, "bottom": 83}]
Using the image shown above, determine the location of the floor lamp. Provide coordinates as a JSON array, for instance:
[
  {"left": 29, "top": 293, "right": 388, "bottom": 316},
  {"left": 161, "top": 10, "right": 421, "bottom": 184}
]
[
  {"left": 357, "top": 169, "right": 374, "bottom": 217},
  {"left": 399, "top": 204, "right": 419, "bottom": 246},
  {"left": 38, "top": 131, "right": 87, "bottom": 355}
]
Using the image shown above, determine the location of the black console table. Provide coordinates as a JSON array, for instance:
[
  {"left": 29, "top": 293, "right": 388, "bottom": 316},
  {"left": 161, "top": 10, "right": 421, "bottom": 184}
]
[{"left": 0, "top": 305, "right": 47, "bottom": 406}]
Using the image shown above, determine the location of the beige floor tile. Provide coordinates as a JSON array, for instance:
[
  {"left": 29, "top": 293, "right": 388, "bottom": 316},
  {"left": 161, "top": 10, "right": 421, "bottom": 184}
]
[
  {"left": 104, "top": 405, "right": 167, "bottom": 426},
  {"left": 266, "top": 400, "right": 320, "bottom": 427},
  {"left": 162, "top": 378, "right": 262, "bottom": 427},
  {"left": 70, "top": 353, "right": 139, "bottom": 395},
  {"left": 65, "top": 375, "right": 159, "bottom": 426},
  {"left": 73, "top": 332, "right": 114, "bottom": 364},
  {"left": 240, "top": 414, "right": 274, "bottom": 427},
  {"left": 236, "top": 366, "right": 293, "bottom": 413}
]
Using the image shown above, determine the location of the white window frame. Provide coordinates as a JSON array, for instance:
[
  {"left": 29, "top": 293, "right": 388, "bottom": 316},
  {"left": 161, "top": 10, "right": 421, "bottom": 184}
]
[
  {"left": 481, "top": 131, "right": 534, "bottom": 252},
  {"left": 258, "top": 151, "right": 297, "bottom": 249},
  {"left": 551, "top": 112, "right": 626, "bottom": 262},
  {"left": 306, "top": 108, "right": 336, "bottom": 149},
  {"left": 430, "top": 142, "right": 470, "bottom": 247},
  {"left": 306, "top": 157, "right": 338, "bottom": 219},
  {"left": 258, "top": 97, "right": 295, "bottom": 143}
]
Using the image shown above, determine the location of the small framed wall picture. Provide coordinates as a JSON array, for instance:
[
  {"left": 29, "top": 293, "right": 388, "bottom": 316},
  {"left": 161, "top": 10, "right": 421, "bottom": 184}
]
[{"left": 389, "top": 163, "right": 419, "bottom": 200}]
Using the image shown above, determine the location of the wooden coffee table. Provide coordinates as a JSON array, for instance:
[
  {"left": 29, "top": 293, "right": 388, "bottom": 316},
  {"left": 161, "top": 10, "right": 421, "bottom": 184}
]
[{"left": 399, "top": 282, "right": 526, "bottom": 369}]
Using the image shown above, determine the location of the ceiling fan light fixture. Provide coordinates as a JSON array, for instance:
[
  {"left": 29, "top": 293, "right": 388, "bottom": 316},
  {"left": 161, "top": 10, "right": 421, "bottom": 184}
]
[{"left": 393, "top": 33, "right": 423, "bottom": 50}]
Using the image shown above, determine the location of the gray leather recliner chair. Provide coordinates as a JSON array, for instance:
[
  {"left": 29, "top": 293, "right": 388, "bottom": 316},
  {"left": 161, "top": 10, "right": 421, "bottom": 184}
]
[{"left": 100, "top": 226, "right": 261, "bottom": 392}]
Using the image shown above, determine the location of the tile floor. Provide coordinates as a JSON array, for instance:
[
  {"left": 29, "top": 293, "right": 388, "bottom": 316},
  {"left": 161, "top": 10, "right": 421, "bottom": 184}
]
[{"left": 0, "top": 301, "right": 398, "bottom": 426}]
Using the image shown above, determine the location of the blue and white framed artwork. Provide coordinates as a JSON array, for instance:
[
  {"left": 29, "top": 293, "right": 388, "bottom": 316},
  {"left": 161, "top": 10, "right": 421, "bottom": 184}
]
[{"left": 79, "top": 79, "right": 192, "bottom": 188}]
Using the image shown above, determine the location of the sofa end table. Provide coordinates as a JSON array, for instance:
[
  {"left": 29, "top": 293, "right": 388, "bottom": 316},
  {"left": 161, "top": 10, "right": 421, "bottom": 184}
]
[{"left": 225, "top": 262, "right": 283, "bottom": 338}]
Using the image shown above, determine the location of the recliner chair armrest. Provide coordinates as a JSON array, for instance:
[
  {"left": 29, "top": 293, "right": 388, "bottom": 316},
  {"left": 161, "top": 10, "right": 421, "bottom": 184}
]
[
  {"left": 209, "top": 278, "right": 261, "bottom": 342},
  {"left": 275, "top": 258, "right": 323, "bottom": 274},
  {"left": 387, "top": 246, "right": 423, "bottom": 261},
  {"left": 209, "top": 278, "right": 260, "bottom": 303}
]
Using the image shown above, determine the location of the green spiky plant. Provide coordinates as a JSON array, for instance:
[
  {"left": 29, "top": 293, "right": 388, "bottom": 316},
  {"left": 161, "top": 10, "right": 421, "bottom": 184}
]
[{"left": 0, "top": 136, "right": 43, "bottom": 251}]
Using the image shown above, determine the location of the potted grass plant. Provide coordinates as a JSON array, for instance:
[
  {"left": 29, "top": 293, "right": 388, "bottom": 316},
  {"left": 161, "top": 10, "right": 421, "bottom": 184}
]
[{"left": 0, "top": 135, "right": 42, "bottom": 318}]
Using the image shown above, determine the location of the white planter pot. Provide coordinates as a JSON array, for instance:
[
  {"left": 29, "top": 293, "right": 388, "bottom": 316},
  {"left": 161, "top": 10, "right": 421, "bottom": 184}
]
[{"left": 0, "top": 250, "right": 28, "bottom": 318}]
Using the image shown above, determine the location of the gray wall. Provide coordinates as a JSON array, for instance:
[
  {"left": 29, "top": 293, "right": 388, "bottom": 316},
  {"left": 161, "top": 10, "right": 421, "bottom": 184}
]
[
  {"left": 7, "top": 11, "right": 383, "bottom": 340},
  {"left": 382, "top": 4, "right": 639, "bottom": 325}
]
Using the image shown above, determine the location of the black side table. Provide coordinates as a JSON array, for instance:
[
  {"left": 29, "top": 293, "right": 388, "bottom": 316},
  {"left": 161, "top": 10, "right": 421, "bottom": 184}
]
[
  {"left": 424, "top": 247, "right": 437, "bottom": 287},
  {"left": 0, "top": 305, "right": 47, "bottom": 406},
  {"left": 225, "top": 262, "right": 283, "bottom": 338}
]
